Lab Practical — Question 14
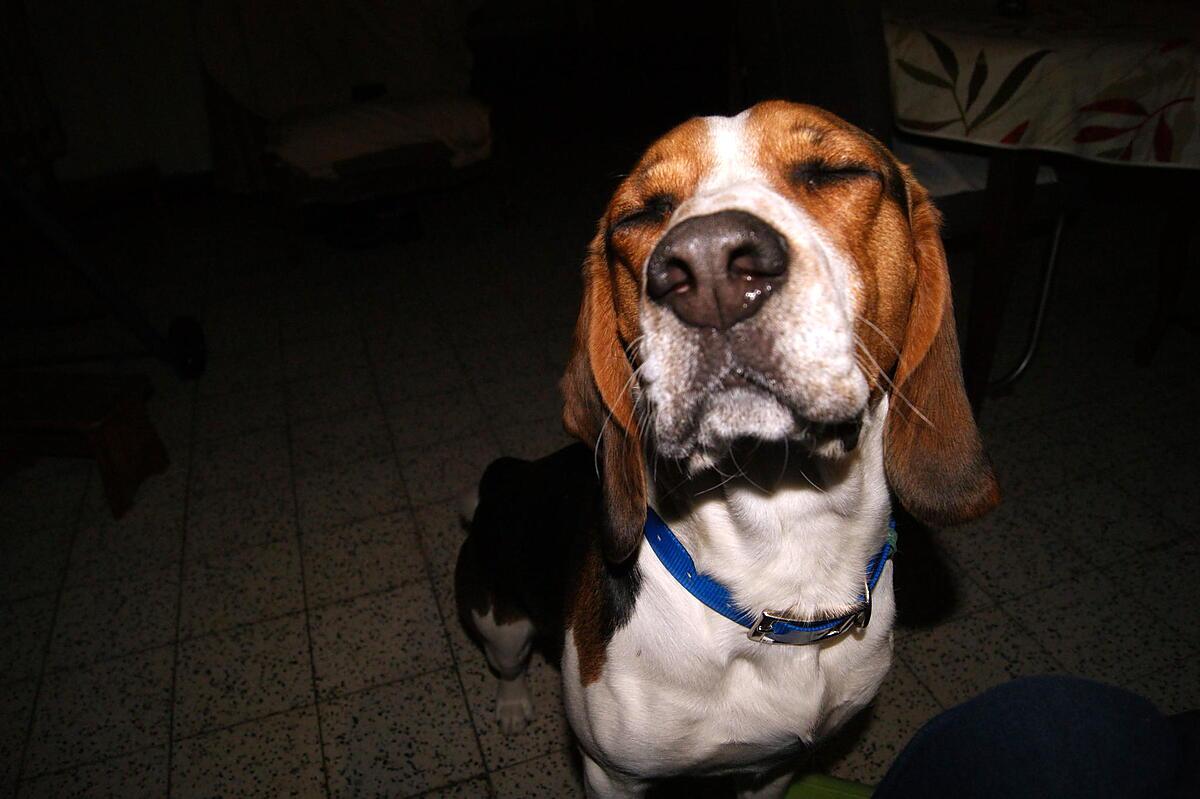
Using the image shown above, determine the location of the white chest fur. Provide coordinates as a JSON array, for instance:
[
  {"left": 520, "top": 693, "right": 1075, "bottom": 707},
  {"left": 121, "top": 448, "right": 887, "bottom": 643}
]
[{"left": 563, "top": 399, "right": 896, "bottom": 782}]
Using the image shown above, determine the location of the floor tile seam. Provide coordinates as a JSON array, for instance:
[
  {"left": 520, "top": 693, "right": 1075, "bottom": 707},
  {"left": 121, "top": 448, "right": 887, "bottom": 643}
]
[
  {"left": 484, "top": 743, "right": 578, "bottom": 779},
  {"left": 188, "top": 421, "right": 289, "bottom": 449},
  {"left": 990, "top": 592, "right": 1076, "bottom": 676},
  {"left": 303, "top": 576, "right": 436, "bottom": 618},
  {"left": 287, "top": 400, "right": 390, "bottom": 427},
  {"left": 978, "top": 391, "right": 1115, "bottom": 434},
  {"left": 892, "top": 594, "right": 1016, "bottom": 644},
  {"left": 196, "top": 379, "right": 286, "bottom": 401},
  {"left": 889, "top": 651, "right": 949, "bottom": 713},
  {"left": 362, "top": 324, "right": 497, "bottom": 797},
  {"left": 203, "top": 506, "right": 431, "bottom": 600},
  {"left": 288, "top": 447, "right": 399, "bottom": 479},
  {"left": 989, "top": 371, "right": 1160, "bottom": 420},
  {"left": 192, "top": 418, "right": 291, "bottom": 445},
  {"left": 194, "top": 338, "right": 286, "bottom": 364},
  {"left": 0, "top": 675, "right": 41, "bottom": 693},
  {"left": 279, "top": 327, "right": 366, "bottom": 347},
  {"left": 15, "top": 740, "right": 165, "bottom": 786},
  {"left": 280, "top": 364, "right": 374, "bottom": 391},
  {"left": 40, "top": 636, "right": 181, "bottom": 678},
  {"left": 996, "top": 466, "right": 1138, "bottom": 506},
  {"left": 286, "top": 405, "right": 387, "bottom": 428},
  {"left": 56, "top": 557, "right": 186, "bottom": 593},
  {"left": 187, "top": 422, "right": 290, "bottom": 453},
  {"left": 408, "top": 492, "right": 487, "bottom": 510},
  {"left": 0, "top": 518, "right": 77, "bottom": 544},
  {"left": 1100, "top": 529, "right": 1200, "bottom": 577},
  {"left": 1119, "top": 647, "right": 1200, "bottom": 688},
  {"left": 377, "top": 386, "right": 501, "bottom": 412},
  {"left": 190, "top": 375, "right": 289, "bottom": 401},
  {"left": 42, "top": 583, "right": 432, "bottom": 657},
  {"left": 281, "top": 411, "right": 482, "bottom": 462},
  {"left": 487, "top": 413, "right": 570, "bottom": 439},
  {"left": 170, "top": 698, "right": 318, "bottom": 745},
  {"left": 1103, "top": 477, "right": 1199, "bottom": 535},
  {"left": 0, "top": 586, "right": 64, "bottom": 605},
  {"left": 1024, "top": 511, "right": 1121, "bottom": 581},
  {"left": 1094, "top": 535, "right": 1200, "bottom": 580},
  {"left": 313, "top": 663, "right": 463, "bottom": 706},
  {"left": 405, "top": 771, "right": 495, "bottom": 798},
  {"left": 895, "top": 629, "right": 1058, "bottom": 708},
  {"left": 386, "top": 425, "right": 496, "bottom": 454},
  {"left": 183, "top": 476, "right": 294, "bottom": 513},
  {"left": 443, "top": 332, "right": 521, "bottom": 460},
  {"left": 280, "top": 363, "right": 335, "bottom": 799},
  {"left": 183, "top": 535, "right": 294, "bottom": 570},
  {"left": 165, "top": 374, "right": 200, "bottom": 797},
  {"left": 176, "top": 606, "right": 307, "bottom": 649},
  {"left": 978, "top": 507, "right": 1176, "bottom": 576},
  {"left": 995, "top": 458, "right": 1149, "bottom": 504},
  {"left": 937, "top": 514, "right": 1107, "bottom": 596},
  {"left": 894, "top": 564, "right": 1109, "bottom": 636},
  {"left": 13, "top": 460, "right": 100, "bottom": 788}
]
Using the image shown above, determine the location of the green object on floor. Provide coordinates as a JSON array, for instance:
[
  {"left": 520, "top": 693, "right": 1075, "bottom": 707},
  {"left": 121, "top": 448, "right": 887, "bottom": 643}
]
[{"left": 786, "top": 773, "right": 874, "bottom": 799}]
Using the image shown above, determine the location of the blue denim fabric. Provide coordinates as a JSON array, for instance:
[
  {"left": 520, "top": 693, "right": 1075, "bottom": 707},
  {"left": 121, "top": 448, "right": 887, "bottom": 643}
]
[{"left": 873, "top": 676, "right": 1198, "bottom": 799}]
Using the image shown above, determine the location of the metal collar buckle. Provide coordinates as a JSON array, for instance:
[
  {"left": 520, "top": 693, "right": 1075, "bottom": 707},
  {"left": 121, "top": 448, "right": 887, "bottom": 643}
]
[{"left": 748, "top": 580, "right": 873, "bottom": 645}]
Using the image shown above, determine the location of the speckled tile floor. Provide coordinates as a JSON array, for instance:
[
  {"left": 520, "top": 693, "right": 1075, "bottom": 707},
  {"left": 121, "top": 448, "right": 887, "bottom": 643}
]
[{"left": 2, "top": 147, "right": 1198, "bottom": 798}]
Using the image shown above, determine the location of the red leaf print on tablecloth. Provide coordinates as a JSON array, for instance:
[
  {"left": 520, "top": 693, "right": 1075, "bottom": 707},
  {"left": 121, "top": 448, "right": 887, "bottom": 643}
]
[
  {"left": 1074, "top": 125, "right": 1138, "bottom": 143},
  {"left": 1001, "top": 120, "right": 1029, "bottom": 143},
  {"left": 1079, "top": 98, "right": 1148, "bottom": 116},
  {"left": 1153, "top": 116, "right": 1174, "bottom": 161}
]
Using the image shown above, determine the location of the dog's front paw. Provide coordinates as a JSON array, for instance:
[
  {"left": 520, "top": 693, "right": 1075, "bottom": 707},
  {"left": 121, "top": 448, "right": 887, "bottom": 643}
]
[{"left": 496, "top": 676, "right": 534, "bottom": 734}]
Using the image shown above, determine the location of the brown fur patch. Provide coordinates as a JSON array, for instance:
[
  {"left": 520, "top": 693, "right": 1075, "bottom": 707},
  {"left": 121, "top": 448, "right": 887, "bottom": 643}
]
[{"left": 566, "top": 547, "right": 610, "bottom": 686}]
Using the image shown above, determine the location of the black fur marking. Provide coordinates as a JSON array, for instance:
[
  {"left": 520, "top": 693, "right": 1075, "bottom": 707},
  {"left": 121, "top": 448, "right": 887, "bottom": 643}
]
[{"left": 459, "top": 444, "right": 643, "bottom": 665}]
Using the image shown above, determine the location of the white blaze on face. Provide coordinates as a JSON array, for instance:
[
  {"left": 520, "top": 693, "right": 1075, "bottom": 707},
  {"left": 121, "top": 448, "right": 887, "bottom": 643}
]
[{"left": 638, "top": 110, "right": 869, "bottom": 458}]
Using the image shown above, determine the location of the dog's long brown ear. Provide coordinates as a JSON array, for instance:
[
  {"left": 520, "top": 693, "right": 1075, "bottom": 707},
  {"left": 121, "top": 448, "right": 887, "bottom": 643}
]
[
  {"left": 561, "top": 232, "right": 647, "bottom": 563},
  {"left": 884, "top": 182, "right": 1000, "bottom": 526}
]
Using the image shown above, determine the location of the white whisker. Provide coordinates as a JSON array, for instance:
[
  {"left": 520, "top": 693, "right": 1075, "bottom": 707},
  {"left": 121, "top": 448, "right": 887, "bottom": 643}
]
[
  {"left": 854, "top": 314, "right": 902, "bottom": 358},
  {"left": 729, "top": 445, "right": 769, "bottom": 494},
  {"left": 776, "top": 435, "right": 790, "bottom": 489},
  {"left": 854, "top": 336, "right": 934, "bottom": 430}
]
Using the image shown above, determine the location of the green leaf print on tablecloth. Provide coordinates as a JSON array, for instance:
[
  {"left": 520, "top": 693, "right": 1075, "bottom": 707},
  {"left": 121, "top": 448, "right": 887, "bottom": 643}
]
[{"left": 895, "top": 32, "right": 1052, "bottom": 136}]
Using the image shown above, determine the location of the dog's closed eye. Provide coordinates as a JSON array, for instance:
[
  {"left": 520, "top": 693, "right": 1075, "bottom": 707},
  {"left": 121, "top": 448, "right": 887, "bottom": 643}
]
[
  {"left": 789, "top": 161, "right": 882, "bottom": 191},
  {"left": 613, "top": 194, "right": 677, "bottom": 230}
]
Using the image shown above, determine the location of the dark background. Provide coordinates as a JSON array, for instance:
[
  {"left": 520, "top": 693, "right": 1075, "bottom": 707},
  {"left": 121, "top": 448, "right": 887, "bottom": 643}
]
[{"left": 1, "top": 1, "right": 1198, "bottom": 797}]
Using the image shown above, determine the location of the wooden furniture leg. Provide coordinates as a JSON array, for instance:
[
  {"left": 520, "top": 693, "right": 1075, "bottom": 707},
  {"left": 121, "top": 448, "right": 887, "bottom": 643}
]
[
  {"left": 962, "top": 151, "right": 1039, "bottom": 414},
  {"left": 1136, "top": 181, "right": 1196, "bottom": 365}
]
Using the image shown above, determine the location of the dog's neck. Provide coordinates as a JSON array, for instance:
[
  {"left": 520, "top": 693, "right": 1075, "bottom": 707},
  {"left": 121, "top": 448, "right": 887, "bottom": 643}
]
[{"left": 648, "top": 397, "right": 892, "bottom": 621}]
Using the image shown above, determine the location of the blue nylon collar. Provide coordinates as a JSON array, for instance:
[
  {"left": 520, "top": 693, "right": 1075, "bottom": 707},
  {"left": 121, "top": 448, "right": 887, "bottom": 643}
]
[{"left": 643, "top": 507, "right": 896, "bottom": 645}]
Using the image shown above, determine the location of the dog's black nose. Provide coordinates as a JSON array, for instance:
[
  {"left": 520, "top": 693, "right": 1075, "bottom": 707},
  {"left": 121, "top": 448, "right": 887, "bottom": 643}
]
[{"left": 645, "top": 210, "right": 788, "bottom": 330}]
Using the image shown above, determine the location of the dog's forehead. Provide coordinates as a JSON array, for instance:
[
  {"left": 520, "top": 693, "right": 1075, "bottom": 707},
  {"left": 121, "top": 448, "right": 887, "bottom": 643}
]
[
  {"left": 619, "top": 103, "right": 885, "bottom": 207},
  {"left": 698, "top": 108, "right": 761, "bottom": 191}
]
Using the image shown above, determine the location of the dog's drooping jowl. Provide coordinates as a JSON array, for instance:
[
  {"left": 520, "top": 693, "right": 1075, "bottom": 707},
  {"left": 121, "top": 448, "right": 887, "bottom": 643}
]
[{"left": 457, "top": 101, "right": 999, "bottom": 798}]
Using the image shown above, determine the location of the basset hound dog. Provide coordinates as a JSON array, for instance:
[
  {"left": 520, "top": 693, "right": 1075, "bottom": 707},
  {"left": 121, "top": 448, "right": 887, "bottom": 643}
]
[{"left": 456, "top": 101, "right": 999, "bottom": 797}]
